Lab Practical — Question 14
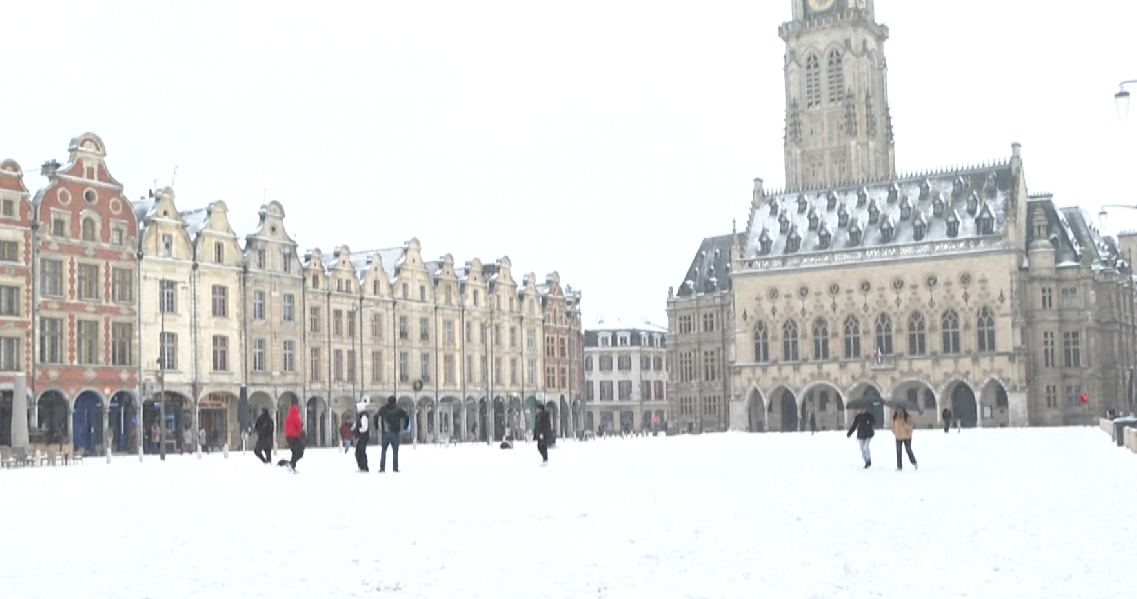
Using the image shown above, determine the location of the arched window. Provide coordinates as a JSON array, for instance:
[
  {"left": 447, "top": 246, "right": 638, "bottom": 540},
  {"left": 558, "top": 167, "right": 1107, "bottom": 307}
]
[
  {"left": 782, "top": 320, "right": 800, "bottom": 362},
  {"left": 907, "top": 312, "right": 927, "bottom": 356},
  {"left": 827, "top": 49, "right": 845, "bottom": 104},
  {"left": 754, "top": 322, "right": 770, "bottom": 363},
  {"left": 843, "top": 315, "right": 861, "bottom": 359},
  {"left": 812, "top": 317, "right": 829, "bottom": 360},
  {"left": 81, "top": 217, "right": 96, "bottom": 242},
  {"left": 942, "top": 310, "right": 961, "bottom": 354},
  {"left": 875, "top": 313, "right": 893, "bottom": 355},
  {"left": 805, "top": 54, "right": 822, "bottom": 109},
  {"left": 977, "top": 306, "right": 996, "bottom": 353}
]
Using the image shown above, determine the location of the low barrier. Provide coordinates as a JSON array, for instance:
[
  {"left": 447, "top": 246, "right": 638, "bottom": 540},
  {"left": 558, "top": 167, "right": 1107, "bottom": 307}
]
[
  {"left": 1126, "top": 427, "right": 1137, "bottom": 454},
  {"left": 1101, "top": 418, "right": 1114, "bottom": 436}
]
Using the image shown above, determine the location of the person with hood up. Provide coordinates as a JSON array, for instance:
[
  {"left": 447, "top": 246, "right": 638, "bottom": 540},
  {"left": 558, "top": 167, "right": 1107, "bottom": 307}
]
[
  {"left": 892, "top": 408, "right": 918, "bottom": 471},
  {"left": 282, "top": 398, "right": 304, "bottom": 472},
  {"left": 534, "top": 403, "right": 553, "bottom": 465},
  {"left": 353, "top": 408, "right": 370, "bottom": 472},
  {"left": 340, "top": 420, "right": 353, "bottom": 453},
  {"left": 253, "top": 408, "right": 274, "bottom": 464},
  {"left": 846, "top": 409, "right": 876, "bottom": 468},
  {"left": 377, "top": 396, "right": 409, "bottom": 473}
]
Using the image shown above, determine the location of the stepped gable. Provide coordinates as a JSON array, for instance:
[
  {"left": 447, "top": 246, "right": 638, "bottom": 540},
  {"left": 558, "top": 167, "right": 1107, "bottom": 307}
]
[
  {"left": 744, "top": 162, "right": 1014, "bottom": 261},
  {"left": 675, "top": 233, "right": 740, "bottom": 298}
]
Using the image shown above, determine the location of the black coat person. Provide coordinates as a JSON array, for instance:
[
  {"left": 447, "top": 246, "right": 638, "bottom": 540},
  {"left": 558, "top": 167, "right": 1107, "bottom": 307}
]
[
  {"left": 534, "top": 404, "right": 554, "bottom": 464},
  {"left": 353, "top": 412, "right": 370, "bottom": 472},
  {"left": 377, "top": 397, "right": 409, "bottom": 473},
  {"left": 253, "top": 409, "right": 274, "bottom": 464},
  {"left": 942, "top": 408, "right": 953, "bottom": 434}
]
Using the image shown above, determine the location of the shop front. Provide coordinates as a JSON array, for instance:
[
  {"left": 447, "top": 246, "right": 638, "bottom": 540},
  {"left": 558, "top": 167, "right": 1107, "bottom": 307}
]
[{"left": 199, "top": 393, "right": 231, "bottom": 451}]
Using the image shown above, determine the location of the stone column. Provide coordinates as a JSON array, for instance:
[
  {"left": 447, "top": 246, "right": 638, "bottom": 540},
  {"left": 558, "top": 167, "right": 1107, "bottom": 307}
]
[{"left": 10, "top": 373, "right": 29, "bottom": 450}]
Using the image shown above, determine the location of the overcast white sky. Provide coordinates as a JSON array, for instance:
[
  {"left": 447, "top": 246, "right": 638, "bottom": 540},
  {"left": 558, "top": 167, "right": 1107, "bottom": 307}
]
[{"left": 3, "top": 1, "right": 1135, "bottom": 326}]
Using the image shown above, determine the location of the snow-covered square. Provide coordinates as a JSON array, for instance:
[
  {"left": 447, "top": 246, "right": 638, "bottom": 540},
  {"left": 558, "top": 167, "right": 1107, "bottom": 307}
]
[{"left": 3, "top": 427, "right": 1136, "bottom": 598}]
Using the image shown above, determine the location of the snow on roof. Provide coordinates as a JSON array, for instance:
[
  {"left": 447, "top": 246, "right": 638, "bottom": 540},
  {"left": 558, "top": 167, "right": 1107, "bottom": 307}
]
[
  {"left": 588, "top": 318, "right": 667, "bottom": 334},
  {"left": 180, "top": 208, "right": 209, "bottom": 237}
]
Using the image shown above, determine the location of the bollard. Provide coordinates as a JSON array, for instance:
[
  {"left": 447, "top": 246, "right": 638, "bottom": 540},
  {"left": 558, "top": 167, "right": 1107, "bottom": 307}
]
[
  {"left": 138, "top": 443, "right": 144, "bottom": 463},
  {"left": 223, "top": 443, "right": 229, "bottom": 459},
  {"left": 106, "top": 447, "right": 112, "bottom": 464}
]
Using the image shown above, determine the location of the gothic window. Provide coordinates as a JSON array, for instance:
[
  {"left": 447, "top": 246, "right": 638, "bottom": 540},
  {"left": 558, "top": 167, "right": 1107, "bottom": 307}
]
[
  {"left": 783, "top": 320, "right": 800, "bottom": 362},
  {"left": 805, "top": 54, "right": 822, "bottom": 109},
  {"left": 827, "top": 49, "right": 845, "bottom": 104},
  {"left": 843, "top": 315, "right": 861, "bottom": 359},
  {"left": 874, "top": 313, "right": 893, "bottom": 355},
  {"left": 977, "top": 306, "right": 996, "bottom": 353},
  {"left": 81, "top": 217, "right": 96, "bottom": 242},
  {"left": 942, "top": 310, "right": 961, "bottom": 354},
  {"left": 754, "top": 322, "right": 770, "bottom": 363},
  {"left": 907, "top": 312, "right": 927, "bottom": 356},
  {"left": 812, "top": 317, "right": 829, "bottom": 360}
]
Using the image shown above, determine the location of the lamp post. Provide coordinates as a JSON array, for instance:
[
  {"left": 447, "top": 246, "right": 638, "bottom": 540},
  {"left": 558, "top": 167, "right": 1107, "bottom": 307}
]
[
  {"left": 1116, "top": 80, "right": 1137, "bottom": 121},
  {"left": 1099, "top": 204, "right": 1137, "bottom": 233}
]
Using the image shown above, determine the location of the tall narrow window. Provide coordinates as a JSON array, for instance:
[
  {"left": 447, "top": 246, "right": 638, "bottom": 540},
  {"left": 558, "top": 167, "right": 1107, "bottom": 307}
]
[
  {"left": 81, "top": 217, "right": 96, "bottom": 242},
  {"left": 827, "top": 49, "right": 845, "bottom": 104},
  {"left": 212, "top": 335, "right": 229, "bottom": 371},
  {"left": 159, "top": 332, "right": 177, "bottom": 370},
  {"left": 253, "top": 290, "right": 265, "bottom": 320},
  {"left": 77, "top": 320, "right": 99, "bottom": 365},
  {"left": 1043, "top": 331, "right": 1056, "bottom": 368},
  {"left": 782, "top": 320, "right": 800, "bottom": 362},
  {"left": 874, "top": 314, "right": 893, "bottom": 355},
  {"left": 283, "top": 294, "right": 295, "bottom": 322},
  {"left": 907, "top": 312, "right": 927, "bottom": 356},
  {"left": 283, "top": 340, "right": 295, "bottom": 372},
  {"left": 941, "top": 310, "right": 961, "bottom": 354},
  {"left": 805, "top": 54, "right": 822, "bottom": 108},
  {"left": 977, "top": 306, "right": 996, "bottom": 353},
  {"left": 812, "top": 317, "right": 829, "bottom": 360},
  {"left": 111, "top": 323, "right": 133, "bottom": 366},
  {"left": 843, "top": 315, "right": 861, "bottom": 359},
  {"left": 253, "top": 338, "right": 266, "bottom": 372}
]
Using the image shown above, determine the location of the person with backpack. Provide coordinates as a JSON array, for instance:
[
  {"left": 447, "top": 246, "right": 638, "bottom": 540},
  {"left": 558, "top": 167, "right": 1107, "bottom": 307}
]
[
  {"left": 377, "top": 396, "right": 409, "bottom": 473},
  {"left": 534, "top": 403, "right": 553, "bottom": 465},
  {"left": 353, "top": 411, "right": 370, "bottom": 472},
  {"left": 846, "top": 409, "right": 876, "bottom": 468},
  {"left": 253, "top": 408, "right": 274, "bottom": 464}
]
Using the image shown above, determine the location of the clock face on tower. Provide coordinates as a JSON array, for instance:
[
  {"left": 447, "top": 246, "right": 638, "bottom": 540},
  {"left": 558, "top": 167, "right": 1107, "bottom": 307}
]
[{"left": 806, "top": 0, "right": 836, "bottom": 12}]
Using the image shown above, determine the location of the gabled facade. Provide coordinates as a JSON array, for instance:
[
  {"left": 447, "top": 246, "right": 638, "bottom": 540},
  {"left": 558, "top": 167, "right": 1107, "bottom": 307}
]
[
  {"left": 30, "top": 133, "right": 141, "bottom": 456},
  {"left": 242, "top": 200, "right": 304, "bottom": 447},
  {"left": 584, "top": 319, "right": 669, "bottom": 435},
  {"left": 0, "top": 159, "right": 33, "bottom": 447}
]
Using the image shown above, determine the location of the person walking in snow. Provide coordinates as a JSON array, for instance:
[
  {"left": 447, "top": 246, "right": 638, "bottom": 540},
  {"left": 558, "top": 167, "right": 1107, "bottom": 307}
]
[
  {"left": 941, "top": 408, "right": 952, "bottom": 434},
  {"left": 892, "top": 408, "right": 918, "bottom": 471},
  {"left": 846, "top": 409, "right": 876, "bottom": 468},
  {"left": 534, "top": 403, "right": 553, "bottom": 464},
  {"left": 352, "top": 411, "right": 370, "bottom": 472},
  {"left": 253, "top": 408, "right": 274, "bottom": 464},
  {"left": 282, "top": 399, "right": 304, "bottom": 472},
  {"left": 809, "top": 411, "right": 817, "bottom": 435},
  {"left": 340, "top": 420, "right": 353, "bottom": 453},
  {"left": 377, "top": 396, "right": 409, "bottom": 473}
]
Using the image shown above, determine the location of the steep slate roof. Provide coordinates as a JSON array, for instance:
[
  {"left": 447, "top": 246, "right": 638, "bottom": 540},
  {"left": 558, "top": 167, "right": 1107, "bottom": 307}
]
[
  {"left": 675, "top": 233, "right": 740, "bottom": 298},
  {"left": 1026, "top": 195, "right": 1128, "bottom": 271},
  {"left": 587, "top": 318, "right": 668, "bottom": 334},
  {"left": 744, "top": 162, "right": 1013, "bottom": 261}
]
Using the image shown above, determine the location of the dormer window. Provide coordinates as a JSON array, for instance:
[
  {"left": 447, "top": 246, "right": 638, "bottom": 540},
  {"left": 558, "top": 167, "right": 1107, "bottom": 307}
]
[
  {"left": 952, "top": 176, "right": 965, "bottom": 201},
  {"left": 778, "top": 210, "right": 790, "bottom": 234},
  {"left": 826, "top": 191, "right": 838, "bottom": 211},
  {"left": 837, "top": 203, "right": 850, "bottom": 228},
  {"left": 161, "top": 233, "right": 173, "bottom": 257},
  {"left": 769, "top": 200, "right": 779, "bottom": 217},
  {"left": 807, "top": 206, "right": 820, "bottom": 231},
  {"left": 867, "top": 199, "right": 881, "bottom": 225},
  {"left": 758, "top": 228, "right": 773, "bottom": 254},
  {"left": 856, "top": 187, "right": 868, "bottom": 208},
  {"left": 976, "top": 203, "right": 995, "bottom": 235},
  {"left": 933, "top": 192, "right": 946, "bottom": 218},
  {"left": 880, "top": 217, "right": 894, "bottom": 243},
  {"left": 786, "top": 226, "right": 802, "bottom": 253},
  {"left": 899, "top": 195, "right": 913, "bottom": 221},
  {"left": 848, "top": 220, "right": 863, "bottom": 246},
  {"left": 796, "top": 194, "right": 808, "bottom": 214},
  {"left": 1032, "top": 210, "right": 1048, "bottom": 239},
  {"left": 966, "top": 191, "right": 980, "bottom": 217},
  {"left": 985, "top": 171, "right": 999, "bottom": 200},
  {"left": 913, "top": 212, "right": 928, "bottom": 241},
  {"left": 336, "top": 279, "right": 343, "bottom": 292},
  {"left": 946, "top": 210, "right": 961, "bottom": 238},
  {"left": 887, "top": 182, "right": 899, "bottom": 204},
  {"left": 312, "top": 275, "right": 320, "bottom": 289},
  {"left": 818, "top": 222, "right": 832, "bottom": 249},
  {"left": 919, "top": 179, "right": 931, "bottom": 202}
]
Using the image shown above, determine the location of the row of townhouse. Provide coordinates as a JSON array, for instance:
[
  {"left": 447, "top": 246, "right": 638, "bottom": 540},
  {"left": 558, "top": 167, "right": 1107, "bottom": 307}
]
[{"left": 0, "top": 133, "right": 584, "bottom": 456}]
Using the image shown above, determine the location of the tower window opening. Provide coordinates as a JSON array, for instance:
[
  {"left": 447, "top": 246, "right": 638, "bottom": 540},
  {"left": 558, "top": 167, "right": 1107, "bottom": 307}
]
[
  {"left": 806, "top": 54, "right": 822, "bottom": 109},
  {"left": 827, "top": 50, "right": 845, "bottom": 104}
]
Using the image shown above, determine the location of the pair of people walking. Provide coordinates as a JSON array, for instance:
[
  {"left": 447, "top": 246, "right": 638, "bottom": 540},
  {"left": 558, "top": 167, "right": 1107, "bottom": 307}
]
[
  {"left": 847, "top": 408, "right": 918, "bottom": 470},
  {"left": 353, "top": 396, "right": 409, "bottom": 473},
  {"left": 252, "top": 400, "right": 305, "bottom": 471}
]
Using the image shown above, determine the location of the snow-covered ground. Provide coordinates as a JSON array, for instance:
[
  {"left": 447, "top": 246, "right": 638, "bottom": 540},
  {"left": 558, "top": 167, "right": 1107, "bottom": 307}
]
[{"left": 3, "top": 427, "right": 1136, "bottom": 598}]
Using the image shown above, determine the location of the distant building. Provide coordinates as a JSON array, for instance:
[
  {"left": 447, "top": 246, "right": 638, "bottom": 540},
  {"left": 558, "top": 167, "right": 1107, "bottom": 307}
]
[{"left": 583, "top": 318, "right": 668, "bottom": 435}]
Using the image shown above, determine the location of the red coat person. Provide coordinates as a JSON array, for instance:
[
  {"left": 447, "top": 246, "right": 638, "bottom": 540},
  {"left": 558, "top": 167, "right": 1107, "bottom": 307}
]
[{"left": 284, "top": 405, "right": 303, "bottom": 439}]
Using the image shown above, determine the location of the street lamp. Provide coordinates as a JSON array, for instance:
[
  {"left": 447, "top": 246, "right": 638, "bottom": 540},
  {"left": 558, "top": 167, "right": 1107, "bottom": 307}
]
[
  {"left": 1115, "top": 80, "right": 1137, "bottom": 121},
  {"left": 1099, "top": 204, "right": 1137, "bottom": 232}
]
